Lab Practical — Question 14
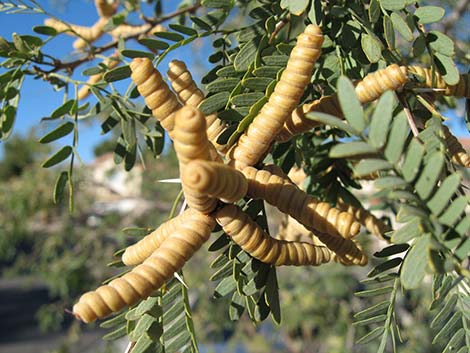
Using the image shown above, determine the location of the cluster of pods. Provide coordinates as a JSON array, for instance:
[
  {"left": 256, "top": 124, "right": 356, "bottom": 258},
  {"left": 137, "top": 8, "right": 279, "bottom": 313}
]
[{"left": 73, "top": 23, "right": 470, "bottom": 323}]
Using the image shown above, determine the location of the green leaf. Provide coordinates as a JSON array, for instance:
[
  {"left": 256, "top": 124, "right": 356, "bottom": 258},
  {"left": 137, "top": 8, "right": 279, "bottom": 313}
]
[
  {"left": 330, "top": 142, "right": 378, "bottom": 158},
  {"left": 337, "top": 76, "right": 365, "bottom": 132},
  {"left": 229, "top": 291, "right": 245, "bottom": 321},
  {"left": 397, "top": 205, "right": 427, "bottom": 223},
  {"left": 369, "top": 92, "right": 395, "bottom": 149},
  {"left": 391, "top": 217, "right": 422, "bottom": 243},
  {"left": 402, "top": 138, "right": 425, "bottom": 182},
  {"left": 368, "top": 258, "right": 402, "bottom": 277},
  {"left": 383, "top": 15, "right": 395, "bottom": 48},
  {"left": 262, "top": 55, "right": 288, "bottom": 66},
  {"left": 380, "top": 0, "right": 405, "bottom": 11},
  {"left": 51, "top": 100, "right": 75, "bottom": 119},
  {"left": 242, "top": 77, "right": 273, "bottom": 91},
  {"left": 369, "top": 0, "right": 381, "bottom": 23},
  {"left": 231, "top": 92, "right": 264, "bottom": 106},
  {"left": 121, "top": 49, "right": 154, "bottom": 59},
  {"left": 199, "top": 91, "right": 230, "bottom": 115},
  {"left": 361, "top": 33, "right": 382, "bottom": 63},
  {"left": 234, "top": 38, "right": 259, "bottom": 72},
  {"left": 357, "top": 326, "right": 384, "bottom": 344},
  {"left": 401, "top": 234, "right": 431, "bottom": 289},
  {"left": 428, "top": 31, "right": 454, "bottom": 56},
  {"left": 414, "top": 151, "right": 444, "bottom": 200},
  {"left": 39, "top": 121, "right": 74, "bottom": 143},
  {"left": 443, "top": 328, "right": 465, "bottom": 353},
  {"left": 434, "top": 53, "right": 460, "bottom": 85},
  {"left": 82, "top": 66, "right": 103, "bottom": 76},
  {"left": 374, "top": 244, "right": 409, "bottom": 258},
  {"left": 374, "top": 176, "right": 407, "bottom": 190},
  {"left": 356, "top": 286, "right": 394, "bottom": 297},
  {"left": 384, "top": 112, "right": 409, "bottom": 163},
  {"left": 438, "top": 195, "right": 468, "bottom": 227},
  {"left": 202, "top": 0, "right": 234, "bottom": 8},
  {"left": 207, "top": 77, "right": 239, "bottom": 93},
  {"left": 354, "top": 301, "right": 390, "bottom": 320},
  {"left": 433, "top": 312, "right": 462, "bottom": 345},
  {"left": 100, "top": 312, "right": 127, "bottom": 328},
  {"left": 168, "top": 23, "right": 198, "bottom": 36},
  {"left": 138, "top": 38, "right": 170, "bottom": 50},
  {"left": 253, "top": 66, "right": 281, "bottom": 78},
  {"left": 456, "top": 217, "right": 470, "bottom": 237},
  {"left": 42, "top": 146, "right": 73, "bottom": 168},
  {"left": 427, "top": 173, "right": 461, "bottom": 215},
  {"left": 431, "top": 293, "right": 458, "bottom": 329},
  {"left": 265, "top": 268, "right": 281, "bottom": 324},
  {"left": 154, "top": 31, "right": 184, "bottom": 42},
  {"left": 414, "top": 6, "right": 445, "bottom": 24},
  {"left": 353, "top": 314, "right": 387, "bottom": 326},
  {"left": 33, "top": 25, "right": 57, "bottom": 36},
  {"left": 103, "top": 66, "right": 131, "bottom": 83},
  {"left": 306, "top": 112, "right": 358, "bottom": 135},
  {"left": 390, "top": 12, "right": 413, "bottom": 42},
  {"left": 353, "top": 159, "right": 393, "bottom": 177},
  {"left": 214, "top": 276, "right": 237, "bottom": 298},
  {"left": 280, "top": 0, "right": 309, "bottom": 15},
  {"left": 53, "top": 171, "right": 68, "bottom": 204}
]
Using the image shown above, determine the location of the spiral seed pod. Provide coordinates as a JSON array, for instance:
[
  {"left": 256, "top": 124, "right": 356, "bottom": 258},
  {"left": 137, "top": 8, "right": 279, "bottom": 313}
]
[
  {"left": 167, "top": 60, "right": 227, "bottom": 153},
  {"left": 228, "top": 25, "right": 323, "bottom": 169},
  {"left": 242, "top": 167, "right": 360, "bottom": 239},
  {"left": 336, "top": 198, "right": 391, "bottom": 237},
  {"left": 442, "top": 125, "right": 470, "bottom": 168},
  {"left": 277, "top": 95, "right": 342, "bottom": 142},
  {"left": 110, "top": 24, "right": 164, "bottom": 39},
  {"left": 130, "top": 58, "right": 182, "bottom": 137},
  {"left": 122, "top": 209, "right": 193, "bottom": 266},
  {"left": 216, "top": 205, "right": 331, "bottom": 266},
  {"left": 78, "top": 54, "right": 119, "bottom": 100},
  {"left": 182, "top": 160, "right": 248, "bottom": 203},
  {"left": 277, "top": 64, "right": 409, "bottom": 142},
  {"left": 409, "top": 66, "right": 470, "bottom": 98},
  {"left": 95, "top": 0, "right": 117, "bottom": 18},
  {"left": 73, "top": 212, "right": 216, "bottom": 323},
  {"left": 174, "top": 106, "right": 218, "bottom": 213}
]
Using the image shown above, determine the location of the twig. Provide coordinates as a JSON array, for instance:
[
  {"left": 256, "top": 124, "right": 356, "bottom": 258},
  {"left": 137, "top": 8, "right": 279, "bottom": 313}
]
[
  {"left": 397, "top": 93, "right": 420, "bottom": 137},
  {"left": 39, "top": 2, "right": 202, "bottom": 75},
  {"left": 268, "top": 14, "right": 290, "bottom": 44},
  {"left": 124, "top": 341, "right": 135, "bottom": 353}
]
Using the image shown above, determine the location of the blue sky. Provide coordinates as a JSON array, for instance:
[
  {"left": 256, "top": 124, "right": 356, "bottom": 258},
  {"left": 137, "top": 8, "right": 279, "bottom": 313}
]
[{"left": 1, "top": 1, "right": 469, "bottom": 164}]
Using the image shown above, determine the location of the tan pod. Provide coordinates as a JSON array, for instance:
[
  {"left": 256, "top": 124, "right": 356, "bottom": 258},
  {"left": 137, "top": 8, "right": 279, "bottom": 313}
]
[
  {"left": 130, "top": 58, "right": 182, "bottom": 137},
  {"left": 228, "top": 25, "right": 323, "bottom": 169},
  {"left": 122, "top": 209, "right": 193, "bottom": 266},
  {"left": 277, "top": 64, "right": 409, "bottom": 142},
  {"left": 336, "top": 198, "right": 391, "bottom": 238},
  {"left": 409, "top": 66, "right": 470, "bottom": 98},
  {"left": 94, "top": 0, "right": 117, "bottom": 18},
  {"left": 182, "top": 160, "right": 248, "bottom": 203},
  {"left": 167, "top": 60, "right": 227, "bottom": 153},
  {"left": 216, "top": 205, "right": 331, "bottom": 266},
  {"left": 242, "top": 166, "right": 360, "bottom": 239},
  {"left": 110, "top": 24, "right": 164, "bottom": 39},
  {"left": 173, "top": 106, "right": 218, "bottom": 213},
  {"left": 73, "top": 212, "right": 215, "bottom": 323}
]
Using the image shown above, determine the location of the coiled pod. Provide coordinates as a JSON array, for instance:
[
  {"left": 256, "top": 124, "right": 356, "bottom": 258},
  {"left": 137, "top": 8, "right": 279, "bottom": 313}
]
[
  {"left": 242, "top": 167, "right": 361, "bottom": 239},
  {"left": 174, "top": 106, "right": 218, "bottom": 213},
  {"left": 94, "top": 0, "right": 117, "bottom": 18},
  {"left": 276, "top": 64, "right": 409, "bottom": 142},
  {"left": 442, "top": 125, "right": 470, "bottom": 168},
  {"left": 228, "top": 25, "right": 323, "bottom": 169},
  {"left": 216, "top": 205, "right": 331, "bottom": 266},
  {"left": 121, "top": 209, "right": 192, "bottom": 266},
  {"left": 130, "top": 58, "right": 181, "bottom": 137},
  {"left": 110, "top": 24, "right": 164, "bottom": 39},
  {"left": 409, "top": 66, "right": 470, "bottom": 98},
  {"left": 182, "top": 160, "right": 248, "bottom": 203},
  {"left": 277, "top": 96, "right": 342, "bottom": 142},
  {"left": 73, "top": 212, "right": 216, "bottom": 323},
  {"left": 167, "top": 60, "right": 227, "bottom": 153},
  {"left": 78, "top": 54, "right": 119, "bottom": 100},
  {"left": 336, "top": 198, "right": 391, "bottom": 237}
]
